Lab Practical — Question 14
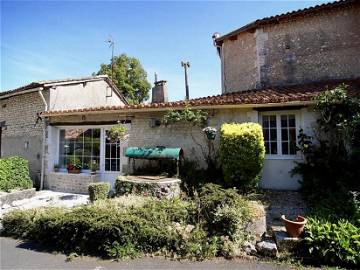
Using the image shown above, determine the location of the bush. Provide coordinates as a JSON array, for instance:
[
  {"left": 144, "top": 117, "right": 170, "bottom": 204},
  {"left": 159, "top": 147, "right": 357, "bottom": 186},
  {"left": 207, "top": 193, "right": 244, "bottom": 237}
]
[
  {"left": 2, "top": 188, "right": 255, "bottom": 260},
  {"left": 0, "top": 156, "right": 33, "bottom": 192},
  {"left": 219, "top": 123, "right": 265, "bottom": 189},
  {"left": 88, "top": 182, "right": 110, "bottom": 202},
  {"left": 198, "top": 184, "right": 253, "bottom": 243},
  {"left": 305, "top": 217, "right": 360, "bottom": 267}
]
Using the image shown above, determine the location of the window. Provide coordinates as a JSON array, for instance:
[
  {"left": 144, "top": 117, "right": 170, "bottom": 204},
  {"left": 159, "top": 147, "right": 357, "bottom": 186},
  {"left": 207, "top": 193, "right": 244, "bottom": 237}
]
[
  {"left": 59, "top": 128, "right": 100, "bottom": 169},
  {"left": 105, "top": 131, "right": 121, "bottom": 171},
  {"left": 261, "top": 113, "right": 298, "bottom": 156}
]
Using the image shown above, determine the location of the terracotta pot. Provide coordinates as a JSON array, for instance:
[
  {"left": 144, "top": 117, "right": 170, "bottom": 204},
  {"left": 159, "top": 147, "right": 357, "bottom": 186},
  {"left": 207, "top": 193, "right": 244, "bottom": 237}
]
[
  {"left": 68, "top": 168, "right": 81, "bottom": 174},
  {"left": 281, "top": 215, "right": 307, "bottom": 238}
]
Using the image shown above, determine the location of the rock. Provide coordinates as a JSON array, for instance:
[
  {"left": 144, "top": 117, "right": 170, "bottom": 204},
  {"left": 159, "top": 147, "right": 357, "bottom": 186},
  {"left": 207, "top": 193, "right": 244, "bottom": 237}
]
[
  {"left": 256, "top": 241, "right": 278, "bottom": 257},
  {"left": 272, "top": 226, "right": 303, "bottom": 252},
  {"left": 243, "top": 242, "right": 257, "bottom": 256},
  {"left": 185, "top": 224, "right": 195, "bottom": 234}
]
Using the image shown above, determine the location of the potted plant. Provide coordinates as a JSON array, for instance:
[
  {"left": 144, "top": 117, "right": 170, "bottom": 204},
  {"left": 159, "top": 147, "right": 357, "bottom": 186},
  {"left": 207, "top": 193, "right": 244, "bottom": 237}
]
[
  {"left": 67, "top": 160, "right": 82, "bottom": 174},
  {"left": 107, "top": 124, "right": 127, "bottom": 142},
  {"left": 203, "top": 126, "right": 217, "bottom": 140},
  {"left": 54, "top": 164, "right": 60, "bottom": 172},
  {"left": 91, "top": 161, "right": 99, "bottom": 175}
]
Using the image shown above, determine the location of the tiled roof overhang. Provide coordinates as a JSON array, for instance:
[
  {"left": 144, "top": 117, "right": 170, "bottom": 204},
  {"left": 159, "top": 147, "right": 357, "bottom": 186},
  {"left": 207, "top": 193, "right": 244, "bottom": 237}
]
[{"left": 41, "top": 78, "right": 360, "bottom": 117}]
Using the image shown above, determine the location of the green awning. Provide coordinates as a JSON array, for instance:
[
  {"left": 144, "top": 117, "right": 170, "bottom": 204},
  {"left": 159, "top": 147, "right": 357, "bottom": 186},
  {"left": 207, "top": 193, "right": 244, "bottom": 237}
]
[{"left": 125, "top": 147, "right": 183, "bottom": 160}]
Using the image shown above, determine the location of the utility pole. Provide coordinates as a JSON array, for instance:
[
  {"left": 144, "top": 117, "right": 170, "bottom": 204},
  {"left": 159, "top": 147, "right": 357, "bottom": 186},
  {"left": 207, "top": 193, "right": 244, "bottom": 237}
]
[
  {"left": 181, "top": 61, "right": 190, "bottom": 100},
  {"left": 106, "top": 36, "right": 115, "bottom": 81}
]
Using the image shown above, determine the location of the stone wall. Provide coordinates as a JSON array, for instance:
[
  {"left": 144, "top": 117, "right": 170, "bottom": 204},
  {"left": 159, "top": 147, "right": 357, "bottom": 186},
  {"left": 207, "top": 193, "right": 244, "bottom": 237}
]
[
  {"left": 0, "top": 91, "right": 46, "bottom": 182},
  {"left": 222, "top": 2, "right": 360, "bottom": 92},
  {"left": 45, "top": 172, "right": 100, "bottom": 194}
]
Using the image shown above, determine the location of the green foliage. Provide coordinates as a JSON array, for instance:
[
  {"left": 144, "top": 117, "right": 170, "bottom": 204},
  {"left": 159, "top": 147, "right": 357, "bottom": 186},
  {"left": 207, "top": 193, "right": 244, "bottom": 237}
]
[
  {"left": 162, "top": 103, "right": 208, "bottom": 127},
  {"left": 198, "top": 184, "right": 253, "bottom": 243},
  {"left": 2, "top": 185, "right": 254, "bottom": 260},
  {"left": 179, "top": 159, "right": 222, "bottom": 197},
  {"left": 0, "top": 156, "right": 33, "bottom": 192},
  {"left": 94, "top": 53, "right": 151, "bottom": 104},
  {"left": 107, "top": 125, "right": 127, "bottom": 142},
  {"left": 292, "top": 84, "right": 360, "bottom": 204},
  {"left": 88, "top": 182, "right": 110, "bottom": 202},
  {"left": 219, "top": 123, "right": 265, "bottom": 189},
  {"left": 305, "top": 217, "right": 360, "bottom": 267}
]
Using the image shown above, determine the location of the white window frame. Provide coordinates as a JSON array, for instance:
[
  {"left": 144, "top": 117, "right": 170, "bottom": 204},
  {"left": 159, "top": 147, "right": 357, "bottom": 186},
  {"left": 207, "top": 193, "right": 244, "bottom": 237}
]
[
  {"left": 55, "top": 124, "right": 130, "bottom": 174},
  {"left": 259, "top": 110, "right": 302, "bottom": 160}
]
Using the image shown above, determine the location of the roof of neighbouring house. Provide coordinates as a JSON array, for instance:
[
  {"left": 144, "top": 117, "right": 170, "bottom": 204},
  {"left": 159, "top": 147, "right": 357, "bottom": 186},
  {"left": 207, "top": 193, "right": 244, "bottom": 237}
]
[
  {"left": 41, "top": 78, "right": 360, "bottom": 116},
  {"left": 215, "top": 0, "right": 357, "bottom": 44},
  {"left": 0, "top": 75, "right": 128, "bottom": 104}
]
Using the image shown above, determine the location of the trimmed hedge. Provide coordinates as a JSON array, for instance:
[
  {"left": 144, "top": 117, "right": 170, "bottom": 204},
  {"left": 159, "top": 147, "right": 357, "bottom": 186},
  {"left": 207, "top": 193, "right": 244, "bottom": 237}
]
[
  {"left": 0, "top": 156, "right": 33, "bottom": 192},
  {"left": 219, "top": 123, "right": 265, "bottom": 189},
  {"left": 88, "top": 182, "right": 110, "bottom": 202}
]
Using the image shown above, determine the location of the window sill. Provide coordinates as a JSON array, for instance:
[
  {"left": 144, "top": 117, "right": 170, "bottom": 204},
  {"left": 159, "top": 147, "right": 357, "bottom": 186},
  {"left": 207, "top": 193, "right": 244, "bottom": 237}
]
[{"left": 264, "top": 155, "right": 302, "bottom": 160}]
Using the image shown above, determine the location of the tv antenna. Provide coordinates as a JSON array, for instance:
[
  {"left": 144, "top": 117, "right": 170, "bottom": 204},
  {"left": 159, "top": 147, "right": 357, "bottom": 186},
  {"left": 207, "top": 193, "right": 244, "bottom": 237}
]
[{"left": 106, "top": 35, "right": 115, "bottom": 81}]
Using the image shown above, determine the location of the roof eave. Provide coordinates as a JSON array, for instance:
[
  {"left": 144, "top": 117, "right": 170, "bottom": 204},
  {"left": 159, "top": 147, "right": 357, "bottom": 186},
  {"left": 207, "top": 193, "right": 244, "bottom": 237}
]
[
  {"left": 0, "top": 86, "right": 44, "bottom": 100},
  {"left": 42, "top": 100, "right": 315, "bottom": 117}
]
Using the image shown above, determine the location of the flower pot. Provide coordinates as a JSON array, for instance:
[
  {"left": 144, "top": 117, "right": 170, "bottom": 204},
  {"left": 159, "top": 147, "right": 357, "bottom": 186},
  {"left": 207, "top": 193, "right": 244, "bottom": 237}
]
[
  {"left": 91, "top": 171, "right": 97, "bottom": 175},
  {"left": 54, "top": 168, "right": 59, "bottom": 172},
  {"left": 68, "top": 168, "right": 81, "bottom": 174},
  {"left": 281, "top": 215, "right": 307, "bottom": 238}
]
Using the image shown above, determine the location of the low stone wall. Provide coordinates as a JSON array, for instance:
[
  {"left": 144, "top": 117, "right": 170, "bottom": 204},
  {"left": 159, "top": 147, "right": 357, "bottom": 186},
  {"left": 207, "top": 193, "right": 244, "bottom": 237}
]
[
  {"left": 0, "top": 188, "right": 36, "bottom": 207},
  {"left": 47, "top": 172, "right": 100, "bottom": 194},
  {"left": 116, "top": 176, "right": 181, "bottom": 199}
]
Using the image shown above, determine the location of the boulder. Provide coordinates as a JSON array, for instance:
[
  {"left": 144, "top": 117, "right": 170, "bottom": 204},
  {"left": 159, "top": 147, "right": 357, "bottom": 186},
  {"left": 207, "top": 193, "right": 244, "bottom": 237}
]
[{"left": 256, "top": 241, "right": 278, "bottom": 257}]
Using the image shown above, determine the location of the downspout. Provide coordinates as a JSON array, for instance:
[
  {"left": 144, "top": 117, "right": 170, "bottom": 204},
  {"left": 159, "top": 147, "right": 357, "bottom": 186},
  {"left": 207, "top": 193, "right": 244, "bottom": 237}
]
[{"left": 38, "top": 89, "right": 47, "bottom": 190}]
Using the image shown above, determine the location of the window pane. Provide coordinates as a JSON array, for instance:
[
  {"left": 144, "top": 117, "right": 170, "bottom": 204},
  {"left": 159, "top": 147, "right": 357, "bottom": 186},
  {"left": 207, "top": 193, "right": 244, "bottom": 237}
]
[
  {"left": 111, "top": 144, "right": 117, "bottom": 158},
  {"left": 281, "top": 115, "right": 288, "bottom": 128},
  {"left": 281, "top": 129, "right": 288, "bottom": 141},
  {"left": 263, "top": 128, "right": 269, "bottom": 140},
  {"left": 289, "top": 128, "right": 296, "bottom": 141},
  {"left": 105, "top": 159, "right": 110, "bottom": 171},
  {"left": 83, "top": 143, "right": 92, "bottom": 156},
  {"left": 270, "top": 129, "right": 277, "bottom": 141},
  {"left": 92, "top": 143, "right": 100, "bottom": 157},
  {"left": 262, "top": 116, "right": 269, "bottom": 127},
  {"left": 288, "top": 115, "right": 295, "bottom": 127},
  {"left": 83, "top": 157, "right": 91, "bottom": 170},
  {"left": 282, "top": 142, "right": 289, "bottom": 155},
  {"left": 290, "top": 142, "right": 296, "bottom": 155},
  {"left": 111, "top": 159, "right": 117, "bottom": 171},
  {"left": 270, "top": 116, "right": 276, "bottom": 128},
  {"left": 270, "top": 142, "right": 277, "bottom": 154}
]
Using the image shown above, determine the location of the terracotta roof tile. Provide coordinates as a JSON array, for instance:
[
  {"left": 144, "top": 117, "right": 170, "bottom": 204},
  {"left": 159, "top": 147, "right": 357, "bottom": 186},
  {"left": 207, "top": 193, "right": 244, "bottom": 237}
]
[{"left": 42, "top": 78, "right": 360, "bottom": 116}]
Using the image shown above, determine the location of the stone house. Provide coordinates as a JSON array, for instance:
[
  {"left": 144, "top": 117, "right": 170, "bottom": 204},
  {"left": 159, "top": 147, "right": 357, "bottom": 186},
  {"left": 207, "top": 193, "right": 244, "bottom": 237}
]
[
  {"left": 2, "top": 0, "right": 360, "bottom": 193},
  {"left": 0, "top": 75, "right": 127, "bottom": 186}
]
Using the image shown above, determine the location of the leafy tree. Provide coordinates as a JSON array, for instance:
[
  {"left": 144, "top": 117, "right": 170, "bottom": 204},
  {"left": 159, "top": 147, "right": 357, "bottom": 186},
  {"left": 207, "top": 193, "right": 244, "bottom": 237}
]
[{"left": 94, "top": 54, "right": 151, "bottom": 104}]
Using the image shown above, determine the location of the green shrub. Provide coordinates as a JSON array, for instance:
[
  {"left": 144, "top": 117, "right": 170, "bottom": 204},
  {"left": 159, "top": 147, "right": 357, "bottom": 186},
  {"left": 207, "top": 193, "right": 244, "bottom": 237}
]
[
  {"left": 1, "top": 193, "right": 255, "bottom": 260},
  {"left": 88, "top": 182, "right": 110, "bottom": 202},
  {"left": 219, "top": 123, "right": 265, "bottom": 189},
  {"left": 198, "top": 184, "right": 252, "bottom": 243},
  {"left": 0, "top": 156, "right": 33, "bottom": 192},
  {"left": 305, "top": 217, "right": 360, "bottom": 266}
]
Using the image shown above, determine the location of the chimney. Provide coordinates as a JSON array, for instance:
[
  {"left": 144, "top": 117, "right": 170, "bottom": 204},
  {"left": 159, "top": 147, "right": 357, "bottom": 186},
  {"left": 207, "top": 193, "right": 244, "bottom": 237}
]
[{"left": 152, "top": 80, "right": 168, "bottom": 103}]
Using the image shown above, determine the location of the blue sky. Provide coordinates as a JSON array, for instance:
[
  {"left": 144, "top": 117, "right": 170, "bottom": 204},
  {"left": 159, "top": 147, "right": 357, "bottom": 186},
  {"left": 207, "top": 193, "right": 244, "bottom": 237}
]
[{"left": 1, "top": 0, "right": 328, "bottom": 101}]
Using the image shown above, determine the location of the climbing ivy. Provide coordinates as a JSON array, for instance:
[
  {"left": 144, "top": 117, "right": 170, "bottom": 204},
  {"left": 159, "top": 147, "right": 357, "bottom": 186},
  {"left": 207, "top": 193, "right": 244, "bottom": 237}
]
[{"left": 162, "top": 103, "right": 208, "bottom": 127}]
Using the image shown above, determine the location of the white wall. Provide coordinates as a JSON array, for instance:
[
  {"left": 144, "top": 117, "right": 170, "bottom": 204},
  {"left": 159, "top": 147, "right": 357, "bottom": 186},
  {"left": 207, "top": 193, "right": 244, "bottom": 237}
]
[{"left": 48, "top": 80, "right": 125, "bottom": 111}]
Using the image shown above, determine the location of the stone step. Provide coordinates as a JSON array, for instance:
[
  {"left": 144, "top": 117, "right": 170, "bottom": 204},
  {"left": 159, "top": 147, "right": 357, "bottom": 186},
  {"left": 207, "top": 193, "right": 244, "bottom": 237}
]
[{"left": 271, "top": 226, "right": 303, "bottom": 252}]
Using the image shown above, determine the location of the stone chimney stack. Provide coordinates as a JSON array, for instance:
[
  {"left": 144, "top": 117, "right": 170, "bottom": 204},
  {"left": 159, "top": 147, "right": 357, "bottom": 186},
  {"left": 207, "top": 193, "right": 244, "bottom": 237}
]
[{"left": 151, "top": 80, "right": 168, "bottom": 103}]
